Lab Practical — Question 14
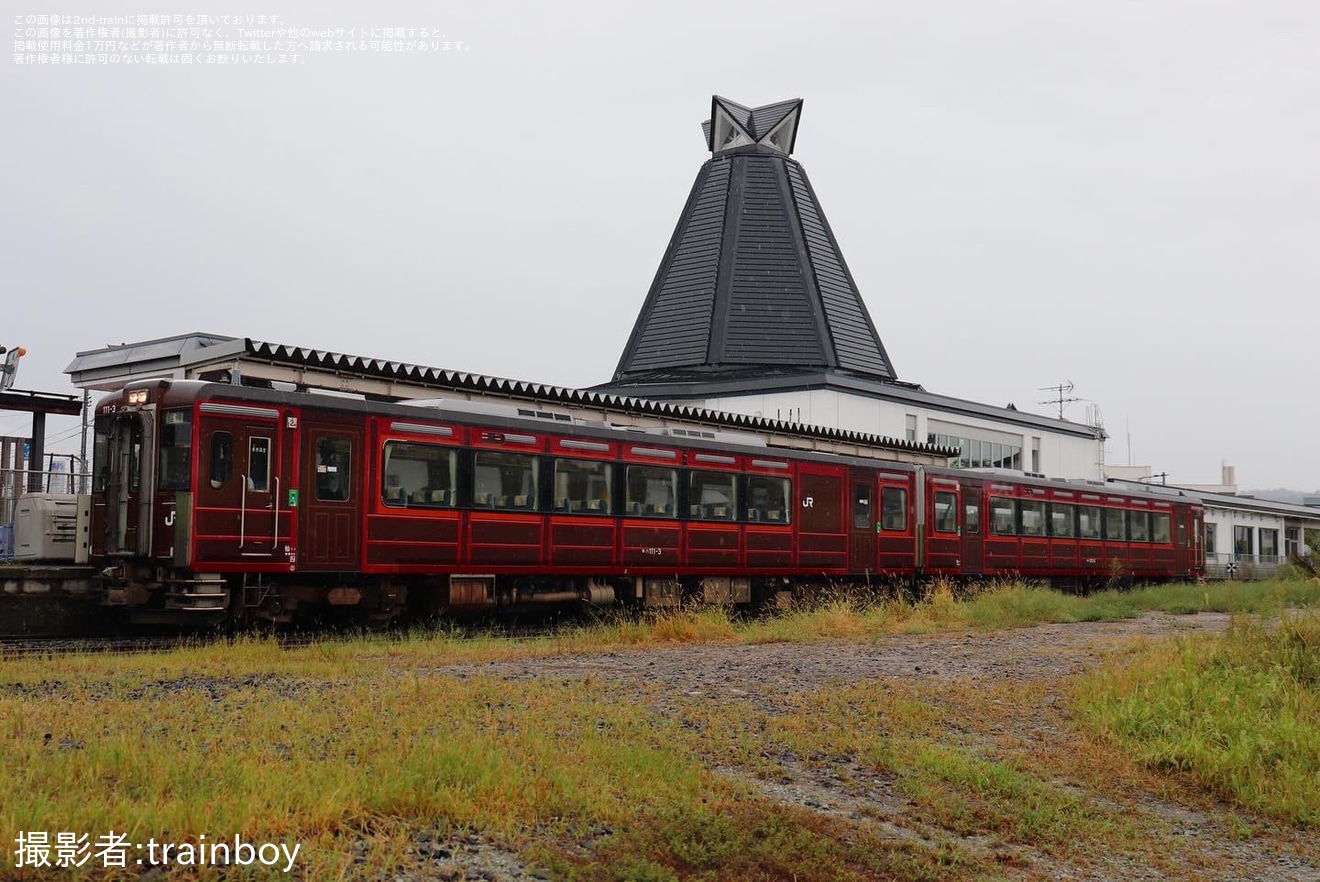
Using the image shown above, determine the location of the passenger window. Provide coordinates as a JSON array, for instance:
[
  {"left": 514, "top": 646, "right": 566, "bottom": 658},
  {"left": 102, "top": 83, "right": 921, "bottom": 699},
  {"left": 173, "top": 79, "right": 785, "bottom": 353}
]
[
  {"left": 625, "top": 466, "right": 677, "bottom": 517},
  {"left": 1050, "top": 503, "right": 1075, "bottom": 538},
  {"left": 209, "top": 431, "right": 233, "bottom": 490},
  {"left": 990, "top": 497, "right": 1016, "bottom": 535},
  {"left": 553, "top": 458, "right": 613, "bottom": 514},
  {"left": 1129, "top": 511, "right": 1150, "bottom": 543},
  {"left": 315, "top": 437, "right": 352, "bottom": 502},
  {"left": 1077, "top": 506, "right": 1102, "bottom": 539},
  {"left": 933, "top": 491, "right": 958, "bottom": 533},
  {"left": 747, "top": 475, "right": 791, "bottom": 524},
  {"left": 248, "top": 437, "right": 271, "bottom": 492},
  {"left": 1019, "top": 500, "right": 1046, "bottom": 537},
  {"left": 881, "top": 487, "right": 907, "bottom": 531},
  {"left": 689, "top": 470, "right": 736, "bottom": 521},
  {"left": 1103, "top": 508, "right": 1126, "bottom": 541},
  {"left": 472, "top": 451, "right": 539, "bottom": 510},
  {"left": 382, "top": 441, "right": 458, "bottom": 507},
  {"left": 1152, "top": 513, "right": 1171, "bottom": 544}
]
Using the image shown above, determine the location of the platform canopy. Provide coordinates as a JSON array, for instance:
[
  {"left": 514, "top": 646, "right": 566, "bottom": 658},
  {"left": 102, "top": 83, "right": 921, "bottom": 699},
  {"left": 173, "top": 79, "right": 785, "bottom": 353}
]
[{"left": 607, "top": 96, "right": 898, "bottom": 393}]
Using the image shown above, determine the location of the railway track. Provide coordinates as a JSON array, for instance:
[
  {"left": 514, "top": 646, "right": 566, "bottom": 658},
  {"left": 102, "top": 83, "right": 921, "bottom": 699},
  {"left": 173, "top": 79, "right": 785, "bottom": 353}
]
[
  {"left": 0, "top": 634, "right": 283, "bottom": 658},
  {"left": 0, "top": 615, "right": 572, "bottom": 658}
]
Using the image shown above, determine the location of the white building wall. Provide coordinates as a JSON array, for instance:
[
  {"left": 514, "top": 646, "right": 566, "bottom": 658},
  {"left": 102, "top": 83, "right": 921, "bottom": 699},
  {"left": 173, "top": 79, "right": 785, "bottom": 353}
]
[
  {"left": 1202, "top": 505, "right": 1287, "bottom": 578},
  {"left": 701, "top": 390, "right": 1104, "bottom": 481}
]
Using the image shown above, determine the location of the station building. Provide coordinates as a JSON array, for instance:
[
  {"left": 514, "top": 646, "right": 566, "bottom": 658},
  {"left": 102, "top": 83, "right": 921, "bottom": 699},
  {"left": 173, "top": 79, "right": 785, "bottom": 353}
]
[{"left": 593, "top": 96, "right": 1106, "bottom": 482}]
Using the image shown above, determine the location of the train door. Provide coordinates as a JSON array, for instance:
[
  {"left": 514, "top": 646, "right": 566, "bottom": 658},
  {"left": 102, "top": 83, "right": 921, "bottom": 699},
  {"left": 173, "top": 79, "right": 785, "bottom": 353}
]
[
  {"left": 925, "top": 478, "right": 961, "bottom": 573},
  {"left": 193, "top": 403, "right": 293, "bottom": 567},
  {"left": 1193, "top": 507, "right": 1203, "bottom": 575},
  {"left": 797, "top": 464, "right": 846, "bottom": 571},
  {"left": 961, "top": 484, "right": 984, "bottom": 574},
  {"left": 848, "top": 469, "right": 876, "bottom": 574},
  {"left": 875, "top": 471, "right": 916, "bottom": 575},
  {"left": 300, "top": 423, "right": 363, "bottom": 570},
  {"left": 1173, "top": 506, "right": 1188, "bottom": 575},
  {"left": 99, "top": 410, "right": 152, "bottom": 557}
]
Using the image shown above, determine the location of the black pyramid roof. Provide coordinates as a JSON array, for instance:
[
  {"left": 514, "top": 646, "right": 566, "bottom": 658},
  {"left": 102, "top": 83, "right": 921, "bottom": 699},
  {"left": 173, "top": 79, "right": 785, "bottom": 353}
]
[{"left": 607, "top": 96, "right": 898, "bottom": 390}]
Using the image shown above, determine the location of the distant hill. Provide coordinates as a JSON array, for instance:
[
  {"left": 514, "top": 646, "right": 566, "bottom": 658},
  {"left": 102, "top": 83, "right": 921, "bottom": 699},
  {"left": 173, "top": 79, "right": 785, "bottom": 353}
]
[{"left": 1243, "top": 488, "right": 1319, "bottom": 505}]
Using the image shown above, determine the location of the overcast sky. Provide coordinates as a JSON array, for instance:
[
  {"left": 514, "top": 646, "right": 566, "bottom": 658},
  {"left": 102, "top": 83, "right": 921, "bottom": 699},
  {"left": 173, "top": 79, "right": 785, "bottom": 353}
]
[{"left": 3, "top": 1, "right": 1317, "bottom": 489}]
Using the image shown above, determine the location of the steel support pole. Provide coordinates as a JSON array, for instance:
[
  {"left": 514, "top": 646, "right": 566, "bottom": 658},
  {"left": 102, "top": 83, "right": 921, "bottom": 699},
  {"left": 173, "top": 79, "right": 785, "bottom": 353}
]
[{"left": 27, "top": 412, "right": 45, "bottom": 493}]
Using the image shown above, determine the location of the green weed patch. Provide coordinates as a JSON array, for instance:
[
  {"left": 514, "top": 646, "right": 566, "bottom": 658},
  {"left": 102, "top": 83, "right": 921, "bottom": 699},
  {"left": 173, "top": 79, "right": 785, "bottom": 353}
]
[{"left": 1075, "top": 611, "right": 1320, "bottom": 825}]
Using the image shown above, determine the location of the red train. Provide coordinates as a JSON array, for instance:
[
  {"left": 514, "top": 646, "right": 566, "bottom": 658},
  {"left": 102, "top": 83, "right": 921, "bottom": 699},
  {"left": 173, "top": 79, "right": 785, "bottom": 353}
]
[{"left": 88, "top": 379, "right": 1205, "bottom": 624}]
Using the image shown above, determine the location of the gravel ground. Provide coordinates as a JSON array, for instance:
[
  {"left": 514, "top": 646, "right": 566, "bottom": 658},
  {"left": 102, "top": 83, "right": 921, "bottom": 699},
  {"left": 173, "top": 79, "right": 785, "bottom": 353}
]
[{"left": 371, "top": 613, "right": 1320, "bottom": 880}]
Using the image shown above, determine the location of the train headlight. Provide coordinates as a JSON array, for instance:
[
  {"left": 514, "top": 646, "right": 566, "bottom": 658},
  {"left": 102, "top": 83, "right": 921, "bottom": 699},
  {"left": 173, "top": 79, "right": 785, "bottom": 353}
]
[{"left": 127, "top": 389, "right": 148, "bottom": 405}]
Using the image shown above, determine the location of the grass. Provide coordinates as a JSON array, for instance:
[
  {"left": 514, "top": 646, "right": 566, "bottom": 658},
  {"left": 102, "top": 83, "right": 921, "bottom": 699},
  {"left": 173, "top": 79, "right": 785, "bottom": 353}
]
[
  {"left": 3, "top": 577, "right": 1318, "bottom": 879},
  {"left": 1, "top": 670, "right": 980, "bottom": 880},
  {"left": 1074, "top": 609, "right": 1320, "bottom": 826}
]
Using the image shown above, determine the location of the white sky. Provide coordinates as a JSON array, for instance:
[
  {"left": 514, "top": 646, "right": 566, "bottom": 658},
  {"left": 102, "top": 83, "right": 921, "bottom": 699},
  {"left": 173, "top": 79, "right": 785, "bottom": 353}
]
[{"left": 3, "top": 0, "right": 1317, "bottom": 489}]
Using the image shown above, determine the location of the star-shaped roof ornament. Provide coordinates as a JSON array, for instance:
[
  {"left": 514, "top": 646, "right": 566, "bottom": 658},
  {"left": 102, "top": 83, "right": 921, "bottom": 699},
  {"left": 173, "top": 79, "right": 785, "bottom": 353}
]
[{"left": 701, "top": 96, "right": 803, "bottom": 155}]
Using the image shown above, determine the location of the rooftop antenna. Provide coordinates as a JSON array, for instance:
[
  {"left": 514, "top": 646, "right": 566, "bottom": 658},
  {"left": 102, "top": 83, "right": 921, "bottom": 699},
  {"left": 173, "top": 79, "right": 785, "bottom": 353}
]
[{"left": 1038, "top": 380, "right": 1081, "bottom": 420}]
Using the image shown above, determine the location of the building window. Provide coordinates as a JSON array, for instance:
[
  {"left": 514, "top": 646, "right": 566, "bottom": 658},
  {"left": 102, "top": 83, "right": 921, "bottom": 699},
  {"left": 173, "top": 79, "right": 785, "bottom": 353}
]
[
  {"left": 927, "top": 426, "right": 1023, "bottom": 473},
  {"left": 990, "top": 497, "right": 1016, "bottom": 535},
  {"left": 1233, "top": 525, "right": 1253, "bottom": 557},
  {"left": 625, "top": 466, "right": 677, "bottom": 517},
  {"left": 747, "top": 475, "right": 791, "bottom": 524},
  {"left": 905, "top": 414, "right": 916, "bottom": 443},
  {"left": 1205, "top": 523, "right": 1217, "bottom": 555},
  {"left": 473, "top": 450, "right": 538, "bottom": 510},
  {"left": 689, "top": 470, "right": 737, "bottom": 521},
  {"left": 1285, "top": 527, "right": 1299, "bottom": 557},
  {"left": 553, "top": 458, "right": 612, "bottom": 514},
  {"left": 880, "top": 486, "right": 906, "bottom": 531},
  {"left": 383, "top": 441, "right": 458, "bottom": 507},
  {"left": 1030, "top": 437, "right": 1041, "bottom": 473},
  {"left": 933, "top": 491, "right": 958, "bottom": 533},
  {"left": 1260, "top": 528, "right": 1279, "bottom": 559}
]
